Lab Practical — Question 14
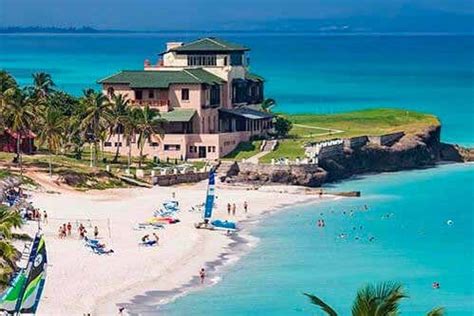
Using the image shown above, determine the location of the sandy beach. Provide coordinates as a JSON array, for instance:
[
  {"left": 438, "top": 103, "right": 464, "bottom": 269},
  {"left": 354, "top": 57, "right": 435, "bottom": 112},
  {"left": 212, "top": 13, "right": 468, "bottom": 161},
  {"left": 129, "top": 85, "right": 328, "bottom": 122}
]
[{"left": 15, "top": 180, "right": 334, "bottom": 315}]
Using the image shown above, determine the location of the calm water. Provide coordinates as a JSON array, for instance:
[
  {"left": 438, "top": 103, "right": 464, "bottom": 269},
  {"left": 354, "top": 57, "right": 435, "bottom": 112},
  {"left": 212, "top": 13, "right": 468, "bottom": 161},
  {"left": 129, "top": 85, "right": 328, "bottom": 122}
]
[
  {"left": 1, "top": 33, "right": 473, "bottom": 314},
  {"left": 164, "top": 163, "right": 474, "bottom": 315},
  {"left": 0, "top": 33, "right": 473, "bottom": 145}
]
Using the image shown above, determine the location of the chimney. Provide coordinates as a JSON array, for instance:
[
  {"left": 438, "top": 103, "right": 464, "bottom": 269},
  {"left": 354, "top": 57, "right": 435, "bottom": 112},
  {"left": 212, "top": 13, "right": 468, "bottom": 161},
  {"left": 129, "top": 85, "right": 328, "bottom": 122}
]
[{"left": 166, "top": 42, "right": 183, "bottom": 51}]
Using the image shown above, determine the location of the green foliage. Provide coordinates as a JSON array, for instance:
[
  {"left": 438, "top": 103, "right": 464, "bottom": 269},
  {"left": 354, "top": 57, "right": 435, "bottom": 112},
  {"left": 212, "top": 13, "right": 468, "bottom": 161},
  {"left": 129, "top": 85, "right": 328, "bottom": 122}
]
[
  {"left": 304, "top": 282, "right": 445, "bottom": 316},
  {"left": 274, "top": 115, "right": 293, "bottom": 137}
]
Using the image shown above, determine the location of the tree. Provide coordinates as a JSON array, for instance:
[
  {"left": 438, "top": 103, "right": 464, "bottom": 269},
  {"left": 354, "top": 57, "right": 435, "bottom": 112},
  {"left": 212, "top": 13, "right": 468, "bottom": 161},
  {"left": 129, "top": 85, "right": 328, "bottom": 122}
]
[
  {"left": 37, "top": 107, "right": 65, "bottom": 177},
  {"left": 261, "top": 98, "right": 276, "bottom": 113},
  {"left": 134, "top": 106, "right": 166, "bottom": 168},
  {"left": 122, "top": 107, "right": 139, "bottom": 170},
  {"left": 108, "top": 94, "right": 130, "bottom": 163},
  {"left": 79, "top": 89, "right": 111, "bottom": 167},
  {"left": 1, "top": 88, "right": 35, "bottom": 177},
  {"left": 304, "top": 282, "right": 444, "bottom": 316},
  {"left": 0, "top": 205, "right": 23, "bottom": 281},
  {"left": 274, "top": 115, "right": 292, "bottom": 137},
  {"left": 32, "top": 72, "right": 55, "bottom": 100}
]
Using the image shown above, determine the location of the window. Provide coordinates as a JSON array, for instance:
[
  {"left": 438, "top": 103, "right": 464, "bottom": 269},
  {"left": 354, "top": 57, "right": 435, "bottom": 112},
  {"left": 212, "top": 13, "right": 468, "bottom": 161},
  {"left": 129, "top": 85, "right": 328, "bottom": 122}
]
[
  {"left": 104, "top": 142, "right": 112, "bottom": 147},
  {"left": 189, "top": 145, "right": 197, "bottom": 153},
  {"left": 107, "top": 87, "right": 114, "bottom": 96},
  {"left": 181, "top": 88, "right": 189, "bottom": 101},
  {"left": 135, "top": 90, "right": 143, "bottom": 100},
  {"left": 164, "top": 144, "right": 181, "bottom": 151},
  {"left": 187, "top": 55, "right": 217, "bottom": 66},
  {"left": 223, "top": 56, "right": 228, "bottom": 66},
  {"left": 230, "top": 53, "right": 243, "bottom": 66},
  {"left": 207, "top": 146, "right": 216, "bottom": 153},
  {"left": 210, "top": 85, "right": 220, "bottom": 105},
  {"left": 148, "top": 90, "right": 154, "bottom": 99},
  {"left": 150, "top": 142, "right": 159, "bottom": 147},
  {"left": 114, "top": 142, "right": 122, "bottom": 147}
]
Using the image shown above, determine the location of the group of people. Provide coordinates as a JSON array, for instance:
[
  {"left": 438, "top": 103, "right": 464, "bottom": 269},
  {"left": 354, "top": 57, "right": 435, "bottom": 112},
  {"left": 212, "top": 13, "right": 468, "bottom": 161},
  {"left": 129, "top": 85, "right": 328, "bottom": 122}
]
[
  {"left": 141, "top": 233, "right": 160, "bottom": 246},
  {"left": 226, "top": 201, "right": 248, "bottom": 216},
  {"left": 58, "top": 222, "right": 100, "bottom": 240}
]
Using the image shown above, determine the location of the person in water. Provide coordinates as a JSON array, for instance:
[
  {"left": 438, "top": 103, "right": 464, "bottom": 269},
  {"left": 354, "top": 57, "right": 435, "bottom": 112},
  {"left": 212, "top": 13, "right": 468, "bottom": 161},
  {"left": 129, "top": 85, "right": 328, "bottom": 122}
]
[
  {"left": 199, "top": 268, "right": 206, "bottom": 284},
  {"left": 432, "top": 282, "right": 440, "bottom": 289}
]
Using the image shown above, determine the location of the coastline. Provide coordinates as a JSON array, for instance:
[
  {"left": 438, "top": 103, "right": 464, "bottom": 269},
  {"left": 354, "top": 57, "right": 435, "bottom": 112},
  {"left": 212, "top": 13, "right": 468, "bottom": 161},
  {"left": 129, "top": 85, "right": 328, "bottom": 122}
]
[{"left": 24, "top": 180, "right": 335, "bottom": 315}]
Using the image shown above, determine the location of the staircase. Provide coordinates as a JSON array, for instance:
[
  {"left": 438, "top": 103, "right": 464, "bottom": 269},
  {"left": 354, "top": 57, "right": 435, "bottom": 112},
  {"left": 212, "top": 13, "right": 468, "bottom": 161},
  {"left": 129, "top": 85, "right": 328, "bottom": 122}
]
[
  {"left": 262, "top": 139, "right": 278, "bottom": 152},
  {"left": 215, "top": 161, "right": 239, "bottom": 183}
]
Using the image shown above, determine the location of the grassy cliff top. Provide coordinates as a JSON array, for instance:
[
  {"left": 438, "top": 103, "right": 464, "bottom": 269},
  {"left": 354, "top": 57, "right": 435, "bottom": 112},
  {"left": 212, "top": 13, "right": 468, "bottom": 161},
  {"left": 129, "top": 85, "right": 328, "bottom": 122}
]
[{"left": 260, "top": 108, "right": 440, "bottom": 163}]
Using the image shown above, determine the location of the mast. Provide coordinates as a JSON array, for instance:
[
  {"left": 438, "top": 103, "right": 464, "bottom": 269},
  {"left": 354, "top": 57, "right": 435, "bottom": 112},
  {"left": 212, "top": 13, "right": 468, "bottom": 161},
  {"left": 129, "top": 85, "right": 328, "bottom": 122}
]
[{"left": 203, "top": 170, "right": 215, "bottom": 223}]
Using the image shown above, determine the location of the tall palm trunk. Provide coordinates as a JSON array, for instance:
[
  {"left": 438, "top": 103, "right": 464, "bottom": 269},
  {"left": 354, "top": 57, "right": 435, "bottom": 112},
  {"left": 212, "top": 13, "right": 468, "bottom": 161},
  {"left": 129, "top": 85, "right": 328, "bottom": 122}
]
[
  {"left": 127, "top": 139, "right": 132, "bottom": 170},
  {"left": 113, "top": 133, "right": 121, "bottom": 163},
  {"left": 16, "top": 134, "right": 23, "bottom": 179},
  {"left": 48, "top": 152, "right": 53, "bottom": 178}
]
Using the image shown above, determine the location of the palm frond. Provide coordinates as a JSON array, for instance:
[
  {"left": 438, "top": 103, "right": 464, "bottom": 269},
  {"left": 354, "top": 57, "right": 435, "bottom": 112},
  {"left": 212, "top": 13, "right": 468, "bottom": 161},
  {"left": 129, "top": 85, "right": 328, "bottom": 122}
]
[
  {"left": 427, "top": 307, "right": 445, "bottom": 316},
  {"left": 304, "top": 293, "right": 338, "bottom": 316}
]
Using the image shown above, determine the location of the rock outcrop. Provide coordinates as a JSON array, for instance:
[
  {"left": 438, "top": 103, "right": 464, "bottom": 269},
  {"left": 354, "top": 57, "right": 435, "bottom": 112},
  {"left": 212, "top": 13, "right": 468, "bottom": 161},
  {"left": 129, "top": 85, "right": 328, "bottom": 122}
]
[{"left": 222, "top": 125, "right": 473, "bottom": 187}]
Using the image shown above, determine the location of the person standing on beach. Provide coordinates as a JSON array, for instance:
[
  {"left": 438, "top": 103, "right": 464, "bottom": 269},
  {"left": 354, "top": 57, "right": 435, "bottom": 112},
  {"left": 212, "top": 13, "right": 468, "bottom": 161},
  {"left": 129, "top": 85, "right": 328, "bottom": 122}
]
[
  {"left": 199, "top": 268, "right": 206, "bottom": 284},
  {"left": 244, "top": 201, "right": 248, "bottom": 213},
  {"left": 232, "top": 203, "right": 236, "bottom": 216},
  {"left": 43, "top": 210, "right": 48, "bottom": 224},
  {"left": 94, "top": 226, "right": 99, "bottom": 238},
  {"left": 67, "top": 222, "right": 72, "bottom": 236},
  {"left": 227, "top": 203, "right": 231, "bottom": 216}
]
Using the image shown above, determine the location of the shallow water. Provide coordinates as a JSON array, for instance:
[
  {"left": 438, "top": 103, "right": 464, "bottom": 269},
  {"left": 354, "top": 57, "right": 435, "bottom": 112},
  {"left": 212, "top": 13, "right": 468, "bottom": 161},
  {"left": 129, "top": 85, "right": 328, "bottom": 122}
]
[{"left": 163, "top": 163, "right": 474, "bottom": 315}]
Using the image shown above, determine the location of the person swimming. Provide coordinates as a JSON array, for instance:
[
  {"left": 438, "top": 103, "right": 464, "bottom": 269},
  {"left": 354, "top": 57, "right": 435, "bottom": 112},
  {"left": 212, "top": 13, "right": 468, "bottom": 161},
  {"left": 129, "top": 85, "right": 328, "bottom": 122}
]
[{"left": 432, "top": 282, "right": 440, "bottom": 289}]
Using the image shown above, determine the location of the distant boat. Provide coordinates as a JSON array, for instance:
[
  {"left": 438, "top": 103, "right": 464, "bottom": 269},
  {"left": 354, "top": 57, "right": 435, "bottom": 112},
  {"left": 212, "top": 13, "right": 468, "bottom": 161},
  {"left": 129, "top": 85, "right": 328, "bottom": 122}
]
[
  {"left": 0, "top": 232, "right": 48, "bottom": 314},
  {"left": 195, "top": 170, "right": 237, "bottom": 231}
]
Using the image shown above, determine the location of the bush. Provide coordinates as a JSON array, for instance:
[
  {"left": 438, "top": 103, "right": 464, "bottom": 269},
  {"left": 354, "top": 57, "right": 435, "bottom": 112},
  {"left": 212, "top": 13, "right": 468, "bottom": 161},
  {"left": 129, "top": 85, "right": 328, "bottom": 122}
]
[{"left": 274, "top": 116, "right": 293, "bottom": 137}]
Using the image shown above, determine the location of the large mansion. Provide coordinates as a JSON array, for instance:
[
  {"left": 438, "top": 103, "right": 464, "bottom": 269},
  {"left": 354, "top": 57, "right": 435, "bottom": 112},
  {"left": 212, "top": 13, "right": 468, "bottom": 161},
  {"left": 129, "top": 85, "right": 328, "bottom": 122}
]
[{"left": 98, "top": 37, "right": 273, "bottom": 160}]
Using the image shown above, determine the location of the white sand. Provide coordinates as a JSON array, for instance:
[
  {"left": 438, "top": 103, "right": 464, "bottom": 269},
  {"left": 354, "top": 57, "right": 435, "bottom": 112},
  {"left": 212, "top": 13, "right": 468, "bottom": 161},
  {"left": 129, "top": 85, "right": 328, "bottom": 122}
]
[{"left": 18, "top": 181, "right": 333, "bottom": 315}]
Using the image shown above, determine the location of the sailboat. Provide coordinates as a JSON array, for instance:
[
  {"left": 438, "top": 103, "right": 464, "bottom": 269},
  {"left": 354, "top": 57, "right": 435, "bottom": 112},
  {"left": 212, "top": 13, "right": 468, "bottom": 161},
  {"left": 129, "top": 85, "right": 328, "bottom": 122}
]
[
  {"left": 195, "top": 170, "right": 237, "bottom": 231},
  {"left": 0, "top": 232, "right": 47, "bottom": 315}
]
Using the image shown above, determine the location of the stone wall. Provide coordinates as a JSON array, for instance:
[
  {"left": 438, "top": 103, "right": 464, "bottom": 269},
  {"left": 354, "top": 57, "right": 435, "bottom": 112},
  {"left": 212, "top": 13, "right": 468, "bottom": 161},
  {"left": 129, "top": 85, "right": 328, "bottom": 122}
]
[
  {"left": 223, "top": 162, "right": 327, "bottom": 187},
  {"left": 368, "top": 132, "right": 405, "bottom": 147},
  {"left": 344, "top": 136, "right": 369, "bottom": 150},
  {"left": 152, "top": 172, "right": 209, "bottom": 186}
]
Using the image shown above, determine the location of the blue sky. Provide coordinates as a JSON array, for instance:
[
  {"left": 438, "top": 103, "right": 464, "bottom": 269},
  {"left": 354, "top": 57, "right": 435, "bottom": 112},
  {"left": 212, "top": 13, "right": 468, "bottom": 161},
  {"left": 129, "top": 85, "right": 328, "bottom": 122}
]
[{"left": 0, "top": 0, "right": 472, "bottom": 30}]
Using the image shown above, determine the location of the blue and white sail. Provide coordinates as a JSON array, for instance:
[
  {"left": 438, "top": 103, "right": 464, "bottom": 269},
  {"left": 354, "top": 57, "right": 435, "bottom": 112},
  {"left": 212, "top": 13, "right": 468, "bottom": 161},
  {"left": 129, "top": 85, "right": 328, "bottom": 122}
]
[
  {"left": 203, "top": 171, "right": 215, "bottom": 220},
  {"left": 0, "top": 233, "right": 48, "bottom": 314}
]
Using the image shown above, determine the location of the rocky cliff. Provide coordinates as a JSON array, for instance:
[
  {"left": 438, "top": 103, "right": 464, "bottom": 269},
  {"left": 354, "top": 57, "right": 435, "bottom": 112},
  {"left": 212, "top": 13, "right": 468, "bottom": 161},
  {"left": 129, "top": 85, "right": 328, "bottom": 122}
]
[{"left": 221, "top": 125, "right": 474, "bottom": 187}]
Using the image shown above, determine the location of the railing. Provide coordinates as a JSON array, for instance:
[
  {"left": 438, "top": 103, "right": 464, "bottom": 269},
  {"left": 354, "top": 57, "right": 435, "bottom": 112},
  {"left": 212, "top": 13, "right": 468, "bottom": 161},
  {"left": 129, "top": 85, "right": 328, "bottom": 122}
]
[{"left": 131, "top": 99, "right": 170, "bottom": 107}]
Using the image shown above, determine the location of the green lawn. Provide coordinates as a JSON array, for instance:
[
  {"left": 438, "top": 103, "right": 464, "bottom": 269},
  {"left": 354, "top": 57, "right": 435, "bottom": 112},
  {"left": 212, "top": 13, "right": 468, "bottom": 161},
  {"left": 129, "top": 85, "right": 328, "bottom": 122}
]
[
  {"left": 260, "top": 108, "right": 439, "bottom": 163},
  {"left": 223, "top": 140, "right": 262, "bottom": 160}
]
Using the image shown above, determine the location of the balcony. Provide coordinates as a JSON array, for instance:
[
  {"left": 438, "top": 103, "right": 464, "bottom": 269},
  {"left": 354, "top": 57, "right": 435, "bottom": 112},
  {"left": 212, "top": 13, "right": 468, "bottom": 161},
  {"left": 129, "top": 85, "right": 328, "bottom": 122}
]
[{"left": 131, "top": 99, "right": 170, "bottom": 112}]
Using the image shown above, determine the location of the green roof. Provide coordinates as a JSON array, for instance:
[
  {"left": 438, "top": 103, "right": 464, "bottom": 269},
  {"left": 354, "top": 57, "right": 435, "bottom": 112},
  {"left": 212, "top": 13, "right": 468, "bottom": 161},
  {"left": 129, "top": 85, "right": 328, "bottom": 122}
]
[
  {"left": 246, "top": 73, "right": 264, "bottom": 82},
  {"left": 161, "top": 109, "right": 196, "bottom": 122},
  {"left": 167, "top": 37, "right": 249, "bottom": 53},
  {"left": 219, "top": 107, "right": 273, "bottom": 120},
  {"left": 98, "top": 69, "right": 224, "bottom": 88}
]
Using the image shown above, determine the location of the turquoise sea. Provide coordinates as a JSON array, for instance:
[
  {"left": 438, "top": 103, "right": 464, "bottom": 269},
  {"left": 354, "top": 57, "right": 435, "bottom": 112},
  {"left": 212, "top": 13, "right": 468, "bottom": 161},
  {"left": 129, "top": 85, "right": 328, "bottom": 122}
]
[
  {"left": 1, "top": 33, "right": 473, "bottom": 314},
  {"left": 164, "top": 163, "right": 473, "bottom": 315}
]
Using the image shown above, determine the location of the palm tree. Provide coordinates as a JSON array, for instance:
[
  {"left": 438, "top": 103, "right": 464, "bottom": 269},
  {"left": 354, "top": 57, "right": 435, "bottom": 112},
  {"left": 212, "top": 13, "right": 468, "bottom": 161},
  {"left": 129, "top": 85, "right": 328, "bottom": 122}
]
[
  {"left": 37, "top": 107, "right": 65, "bottom": 177},
  {"left": 32, "top": 72, "right": 55, "bottom": 100},
  {"left": 0, "top": 205, "right": 23, "bottom": 276},
  {"left": 108, "top": 94, "right": 130, "bottom": 163},
  {"left": 79, "top": 89, "right": 111, "bottom": 167},
  {"left": 304, "top": 282, "right": 444, "bottom": 316},
  {"left": 1, "top": 88, "right": 35, "bottom": 177},
  {"left": 261, "top": 98, "right": 276, "bottom": 113},
  {"left": 0, "top": 71, "right": 17, "bottom": 96},
  {"left": 134, "top": 106, "right": 166, "bottom": 168},
  {"left": 122, "top": 107, "right": 139, "bottom": 170}
]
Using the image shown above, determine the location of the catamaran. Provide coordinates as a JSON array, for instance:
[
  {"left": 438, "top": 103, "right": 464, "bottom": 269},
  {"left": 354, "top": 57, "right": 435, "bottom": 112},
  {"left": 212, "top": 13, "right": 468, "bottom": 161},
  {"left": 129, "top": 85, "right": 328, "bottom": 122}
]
[
  {"left": 0, "top": 233, "right": 47, "bottom": 315},
  {"left": 195, "top": 170, "right": 237, "bottom": 231}
]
